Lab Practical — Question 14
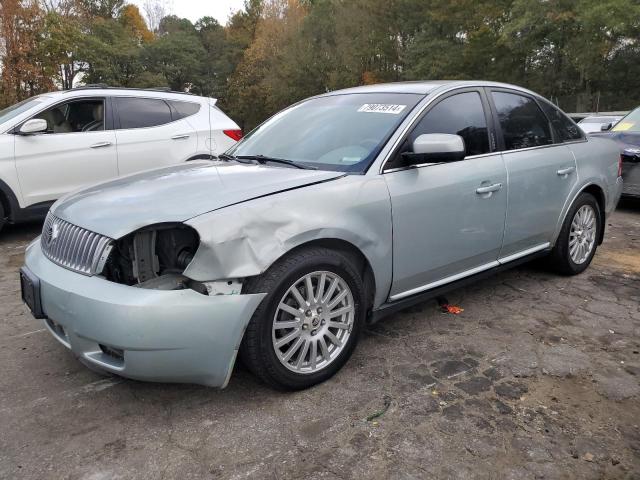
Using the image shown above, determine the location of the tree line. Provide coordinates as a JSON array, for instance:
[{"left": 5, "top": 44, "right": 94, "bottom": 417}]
[{"left": 1, "top": 0, "right": 639, "bottom": 130}]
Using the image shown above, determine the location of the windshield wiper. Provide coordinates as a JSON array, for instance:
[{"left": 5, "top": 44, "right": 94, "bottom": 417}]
[
  {"left": 235, "top": 155, "right": 317, "bottom": 170},
  {"left": 217, "top": 153, "right": 255, "bottom": 165}
]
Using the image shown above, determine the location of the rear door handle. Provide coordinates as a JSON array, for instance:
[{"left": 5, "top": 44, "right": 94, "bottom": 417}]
[
  {"left": 90, "top": 141, "right": 112, "bottom": 149},
  {"left": 171, "top": 134, "right": 190, "bottom": 140},
  {"left": 476, "top": 183, "right": 503, "bottom": 195},
  {"left": 557, "top": 166, "right": 576, "bottom": 176}
]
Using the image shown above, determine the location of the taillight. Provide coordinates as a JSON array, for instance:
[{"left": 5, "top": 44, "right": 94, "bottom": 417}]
[
  {"left": 223, "top": 129, "right": 243, "bottom": 141},
  {"left": 618, "top": 154, "right": 623, "bottom": 177}
]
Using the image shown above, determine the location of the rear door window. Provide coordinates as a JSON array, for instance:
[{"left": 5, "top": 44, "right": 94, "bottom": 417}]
[
  {"left": 492, "top": 91, "right": 553, "bottom": 151},
  {"left": 115, "top": 97, "right": 172, "bottom": 129}
]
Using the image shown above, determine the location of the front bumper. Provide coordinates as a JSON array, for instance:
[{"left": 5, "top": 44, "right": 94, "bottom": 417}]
[{"left": 23, "top": 239, "right": 265, "bottom": 387}]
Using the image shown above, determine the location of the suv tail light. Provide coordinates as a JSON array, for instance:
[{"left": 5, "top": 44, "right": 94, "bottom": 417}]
[
  {"left": 619, "top": 154, "right": 623, "bottom": 177},
  {"left": 223, "top": 129, "right": 243, "bottom": 141}
]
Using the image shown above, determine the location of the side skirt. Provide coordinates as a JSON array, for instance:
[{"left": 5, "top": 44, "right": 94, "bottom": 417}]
[{"left": 368, "top": 249, "right": 550, "bottom": 324}]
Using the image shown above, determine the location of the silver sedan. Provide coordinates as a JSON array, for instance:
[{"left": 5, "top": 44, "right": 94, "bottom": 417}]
[{"left": 21, "top": 81, "right": 623, "bottom": 390}]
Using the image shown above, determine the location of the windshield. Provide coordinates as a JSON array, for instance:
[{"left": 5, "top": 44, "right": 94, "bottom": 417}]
[
  {"left": 613, "top": 107, "right": 640, "bottom": 133},
  {"left": 0, "top": 96, "right": 45, "bottom": 127},
  {"left": 228, "top": 93, "right": 423, "bottom": 172}
]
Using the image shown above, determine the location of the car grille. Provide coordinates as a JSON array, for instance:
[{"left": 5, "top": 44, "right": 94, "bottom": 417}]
[{"left": 41, "top": 213, "right": 113, "bottom": 275}]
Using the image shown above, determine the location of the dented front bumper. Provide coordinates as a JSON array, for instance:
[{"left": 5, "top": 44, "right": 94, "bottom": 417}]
[{"left": 22, "top": 239, "right": 265, "bottom": 387}]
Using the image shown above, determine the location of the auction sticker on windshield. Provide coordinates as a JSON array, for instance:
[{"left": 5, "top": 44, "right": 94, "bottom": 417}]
[
  {"left": 613, "top": 121, "right": 635, "bottom": 132},
  {"left": 358, "top": 104, "right": 407, "bottom": 114}
]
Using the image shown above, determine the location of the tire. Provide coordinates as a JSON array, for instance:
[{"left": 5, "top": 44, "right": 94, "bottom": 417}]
[
  {"left": 240, "top": 247, "right": 366, "bottom": 390},
  {"left": 0, "top": 203, "right": 4, "bottom": 233},
  {"left": 550, "top": 192, "right": 601, "bottom": 275}
]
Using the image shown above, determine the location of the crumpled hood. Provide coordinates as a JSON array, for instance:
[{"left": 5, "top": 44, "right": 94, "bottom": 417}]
[{"left": 52, "top": 161, "right": 345, "bottom": 238}]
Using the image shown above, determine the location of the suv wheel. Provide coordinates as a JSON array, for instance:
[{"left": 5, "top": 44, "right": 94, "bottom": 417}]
[
  {"left": 551, "top": 192, "right": 601, "bottom": 275},
  {"left": 240, "top": 247, "right": 365, "bottom": 390}
]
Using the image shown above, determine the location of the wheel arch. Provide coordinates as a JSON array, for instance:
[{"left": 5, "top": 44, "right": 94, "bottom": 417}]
[
  {"left": 555, "top": 182, "right": 606, "bottom": 247},
  {"left": 581, "top": 184, "right": 606, "bottom": 245},
  {"left": 264, "top": 237, "right": 377, "bottom": 316},
  {"left": 0, "top": 178, "right": 20, "bottom": 222},
  {"left": 186, "top": 154, "right": 215, "bottom": 161}
]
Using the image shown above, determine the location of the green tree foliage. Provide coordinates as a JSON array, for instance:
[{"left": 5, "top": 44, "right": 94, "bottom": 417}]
[
  {"left": 79, "top": 17, "right": 146, "bottom": 86},
  {"left": 39, "top": 11, "right": 84, "bottom": 89},
  {"left": 142, "top": 17, "right": 206, "bottom": 91}
]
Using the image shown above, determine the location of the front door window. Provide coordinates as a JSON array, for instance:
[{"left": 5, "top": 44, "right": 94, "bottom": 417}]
[{"left": 33, "top": 99, "right": 105, "bottom": 134}]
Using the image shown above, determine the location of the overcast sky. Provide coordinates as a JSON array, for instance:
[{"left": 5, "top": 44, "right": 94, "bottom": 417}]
[{"left": 130, "top": 0, "right": 246, "bottom": 26}]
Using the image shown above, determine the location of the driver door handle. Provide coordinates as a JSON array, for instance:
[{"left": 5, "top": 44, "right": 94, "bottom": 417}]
[
  {"left": 476, "top": 183, "right": 503, "bottom": 194},
  {"left": 557, "top": 166, "right": 576, "bottom": 176},
  {"left": 90, "top": 141, "right": 112, "bottom": 149}
]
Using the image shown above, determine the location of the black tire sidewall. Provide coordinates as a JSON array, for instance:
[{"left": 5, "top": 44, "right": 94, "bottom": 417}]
[{"left": 243, "top": 249, "right": 365, "bottom": 390}]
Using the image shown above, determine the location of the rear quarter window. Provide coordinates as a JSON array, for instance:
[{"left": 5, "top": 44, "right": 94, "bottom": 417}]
[
  {"left": 169, "top": 100, "right": 200, "bottom": 120},
  {"left": 538, "top": 100, "right": 584, "bottom": 142}
]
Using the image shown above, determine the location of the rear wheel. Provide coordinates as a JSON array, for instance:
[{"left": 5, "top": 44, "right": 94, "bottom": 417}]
[
  {"left": 550, "top": 192, "right": 601, "bottom": 275},
  {"left": 240, "top": 247, "right": 365, "bottom": 390}
]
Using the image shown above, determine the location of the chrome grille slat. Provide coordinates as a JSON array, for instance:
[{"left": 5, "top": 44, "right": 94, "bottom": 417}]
[
  {"left": 76, "top": 230, "right": 91, "bottom": 268},
  {"left": 40, "top": 213, "right": 113, "bottom": 276}
]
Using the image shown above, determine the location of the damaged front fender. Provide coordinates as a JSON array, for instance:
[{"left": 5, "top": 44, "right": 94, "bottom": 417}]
[{"left": 184, "top": 175, "right": 393, "bottom": 308}]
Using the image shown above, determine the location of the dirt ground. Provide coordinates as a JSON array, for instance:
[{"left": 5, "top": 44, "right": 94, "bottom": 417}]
[{"left": 1, "top": 201, "right": 639, "bottom": 480}]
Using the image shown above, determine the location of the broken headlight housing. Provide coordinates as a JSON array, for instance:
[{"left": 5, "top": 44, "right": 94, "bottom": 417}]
[{"left": 102, "top": 223, "right": 206, "bottom": 293}]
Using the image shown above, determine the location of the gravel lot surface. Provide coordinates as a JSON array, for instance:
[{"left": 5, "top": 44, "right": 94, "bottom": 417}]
[{"left": 1, "top": 202, "right": 639, "bottom": 479}]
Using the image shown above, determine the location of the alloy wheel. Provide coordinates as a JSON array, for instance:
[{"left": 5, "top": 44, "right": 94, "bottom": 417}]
[
  {"left": 272, "top": 271, "right": 355, "bottom": 374},
  {"left": 569, "top": 205, "right": 597, "bottom": 264}
]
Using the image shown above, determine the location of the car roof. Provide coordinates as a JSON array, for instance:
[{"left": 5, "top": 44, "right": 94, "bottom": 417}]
[{"left": 322, "top": 80, "right": 541, "bottom": 97}]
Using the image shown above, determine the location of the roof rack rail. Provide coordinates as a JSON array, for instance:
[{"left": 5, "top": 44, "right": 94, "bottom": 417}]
[
  {"left": 77, "top": 83, "right": 110, "bottom": 89},
  {"left": 63, "top": 85, "right": 197, "bottom": 96}
]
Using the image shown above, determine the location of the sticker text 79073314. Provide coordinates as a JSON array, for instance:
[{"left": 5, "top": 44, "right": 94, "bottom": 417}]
[{"left": 358, "top": 104, "right": 407, "bottom": 114}]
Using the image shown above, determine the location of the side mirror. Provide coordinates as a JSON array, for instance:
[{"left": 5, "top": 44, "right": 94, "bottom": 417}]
[
  {"left": 402, "top": 133, "right": 466, "bottom": 165},
  {"left": 601, "top": 123, "right": 613, "bottom": 132},
  {"left": 18, "top": 119, "right": 48, "bottom": 135}
]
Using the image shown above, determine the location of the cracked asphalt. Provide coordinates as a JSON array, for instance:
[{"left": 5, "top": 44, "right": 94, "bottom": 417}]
[{"left": 1, "top": 201, "right": 639, "bottom": 480}]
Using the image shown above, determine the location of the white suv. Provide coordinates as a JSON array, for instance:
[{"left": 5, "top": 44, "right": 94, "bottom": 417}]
[{"left": 0, "top": 87, "right": 241, "bottom": 231}]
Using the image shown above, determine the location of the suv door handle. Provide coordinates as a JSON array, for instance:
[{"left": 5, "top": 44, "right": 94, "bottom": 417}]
[
  {"left": 476, "top": 183, "right": 503, "bottom": 195},
  {"left": 90, "top": 141, "right": 112, "bottom": 149},
  {"left": 171, "top": 134, "right": 190, "bottom": 140},
  {"left": 557, "top": 166, "right": 576, "bottom": 176}
]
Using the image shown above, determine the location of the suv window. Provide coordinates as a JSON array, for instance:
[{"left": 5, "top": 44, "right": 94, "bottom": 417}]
[
  {"left": 408, "top": 91, "right": 490, "bottom": 157},
  {"left": 492, "top": 91, "right": 553, "bottom": 150},
  {"left": 115, "top": 97, "right": 172, "bottom": 129},
  {"left": 539, "top": 100, "right": 584, "bottom": 142},
  {"left": 169, "top": 100, "right": 200, "bottom": 120},
  {"left": 33, "top": 99, "right": 105, "bottom": 133}
]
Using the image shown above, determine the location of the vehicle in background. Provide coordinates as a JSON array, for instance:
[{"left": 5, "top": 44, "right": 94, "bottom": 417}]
[
  {"left": 591, "top": 106, "right": 640, "bottom": 197},
  {"left": 21, "top": 81, "right": 622, "bottom": 390},
  {"left": 577, "top": 115, "right": 623, "bottom": 134},
  {"left": 0, "top": 87, "right": 241, "bottom": 232}
]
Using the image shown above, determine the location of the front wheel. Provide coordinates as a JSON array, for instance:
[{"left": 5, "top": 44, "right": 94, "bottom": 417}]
[
  {"left": 550, "top": 192, "right": 601, "bottom": 275},
  {"left": 240, "top": 247, "right": 365, "bottom": 390}
]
